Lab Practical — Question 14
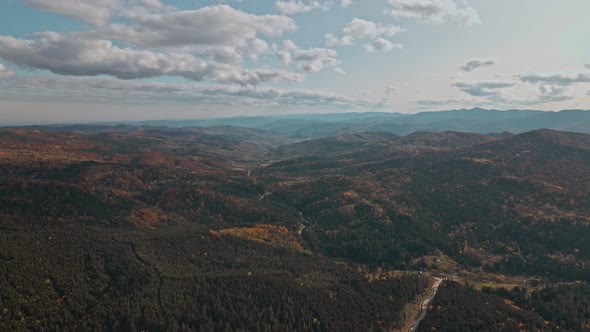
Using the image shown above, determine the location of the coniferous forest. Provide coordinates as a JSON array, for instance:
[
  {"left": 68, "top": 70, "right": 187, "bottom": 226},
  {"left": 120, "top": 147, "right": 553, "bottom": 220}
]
[{"left": 0, "top": 125, "right": 589, "bottom": 331}]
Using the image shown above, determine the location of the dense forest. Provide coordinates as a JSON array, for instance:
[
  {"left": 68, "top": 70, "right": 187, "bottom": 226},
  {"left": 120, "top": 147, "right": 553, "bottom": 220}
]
[
  {"left": 0, "top": 125, "right": 589, "bottom": 330},
  {"left": 419, "top": 281, "right": 590, "bottom": 331},
  {"left": 418, "top": 281, "right": 548, "bottom": 331},
  {"left": 0, "top": 218, "right": 429, "bottom": 331}
]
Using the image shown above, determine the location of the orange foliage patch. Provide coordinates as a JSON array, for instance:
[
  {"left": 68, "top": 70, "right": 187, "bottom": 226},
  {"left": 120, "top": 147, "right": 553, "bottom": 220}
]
[
  {"left": 211, "top": 224, "right": 307, "bottom": 252},
  {"left": 128, "top": 208, "right": 166, "bottom": 230}
]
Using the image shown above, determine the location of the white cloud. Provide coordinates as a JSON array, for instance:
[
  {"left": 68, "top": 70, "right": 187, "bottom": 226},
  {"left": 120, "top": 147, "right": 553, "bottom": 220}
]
[
  {"left": 275, "top": 1, "right": 330, "bottom": 15},
  {"left": 104, "top": 5, "right": 296, "bottom": 49},
  {"left": 203, "top": 38, "right": 271, "bottom": 64},
  {"left": 386, "top": 0, "right": 481, "bottom": 26},
  {"left": 326, "top": 18, "right": 404, "bottom": 50},
  {"left": 340, "top": 0, "right": 352, "bottom": 7},
  {"left": 0, "top": 34, "right": 303, "bottom": 86},
  {"left": 363, "top": 38, "right": 403, "bottom": 53},
  {"left": 459, "top": 59, "right": 495, "bottom": 72},
  {"left": 0, "top": 64, "right": 14, "bottom": 79},
  {"left": 333, "top": 67, "right": 346, "bottom": 75},
  {"left": 343, "top": 18, "right": 404, "bottom": 39},
  {"left": 274, "top": 40, "right": 340, "bottom": 73},
  {"left": 238, "top": 38, "right": 271, "bottom": 61},
  {"left": 325, "top": 33, "right": 354, "bottom": 47}
]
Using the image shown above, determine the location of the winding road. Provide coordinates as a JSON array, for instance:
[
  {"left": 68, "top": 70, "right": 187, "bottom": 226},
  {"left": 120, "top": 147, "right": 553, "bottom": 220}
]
[{"left": 408, "top": 277, "right": 443, "bottom": 332}]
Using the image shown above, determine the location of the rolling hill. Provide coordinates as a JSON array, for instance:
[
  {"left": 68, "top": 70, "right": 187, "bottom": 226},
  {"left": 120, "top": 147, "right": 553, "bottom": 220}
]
[{"left": 0, "top": 125, "right": 589, "bottom": 331}]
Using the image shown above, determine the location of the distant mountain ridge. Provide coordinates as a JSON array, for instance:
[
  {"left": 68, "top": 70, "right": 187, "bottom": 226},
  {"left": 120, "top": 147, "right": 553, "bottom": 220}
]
[{"left": 5, "top": 108, "right": 590, "bottom": 139}]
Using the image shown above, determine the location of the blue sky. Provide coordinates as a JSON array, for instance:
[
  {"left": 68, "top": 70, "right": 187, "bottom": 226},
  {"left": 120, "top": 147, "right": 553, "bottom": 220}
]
[{"left": 0, "top": 0, "right": 589, "bottom": 123}]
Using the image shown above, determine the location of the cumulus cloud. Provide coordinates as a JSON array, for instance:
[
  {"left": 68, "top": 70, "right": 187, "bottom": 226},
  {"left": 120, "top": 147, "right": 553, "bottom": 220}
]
[
  {"left": 452, "top": 81, "right": 516, "bottom": 97},
  {"left": 275, "top": 1, "right": 330, "bottom": 15},
  {"left": 0, "top": 75, "right": 383, "bottom": 109},
  {"left": 274, "top": 40, "right": 340, "bottom": 73},
  {"left": 201, "top": 38, "right": 271, "bottom": 64},
  {"left": 386, "top": 0, "right": 481, "bottom": 26},
  {"left": 104, "top": 5, "right": 296, "bottom": 49},
  {"left": 520, "top": 73, "right": 590, "bottom": 86},
  {"left": 364, "top": 38, "right": 403, "bottom": 53},
  {"left": 326, "top": 18, "right": 404, "bottom": 49},
  {"left": 343, "top": 18, "right": 404, "bottom": 39},
  {"left": 325, "top": 34, "right": 354, "bottom": 47},
  {"left": 0, "top": 34, "right": 302, "bottom": 86},
  {"left": 459, "top": 59, "right": 495, "bottom": 72}
]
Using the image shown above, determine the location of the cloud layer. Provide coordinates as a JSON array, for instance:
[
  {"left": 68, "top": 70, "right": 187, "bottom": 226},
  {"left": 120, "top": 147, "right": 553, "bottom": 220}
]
[
  {"left": 106, "top": 5, "right": 296, "bottom": 49},
  {"left": 0, "top": 33, "right": 302, "bottom": 85},
  {"left": 5, "top": 0, "right": 589, "bottom": 118},
  {"left": 0, "top": 74, "right": 383, "bottom": 109}
]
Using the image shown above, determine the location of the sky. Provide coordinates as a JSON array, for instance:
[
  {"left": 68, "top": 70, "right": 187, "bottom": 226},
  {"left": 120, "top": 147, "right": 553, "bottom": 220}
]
[{"left": 0, "top": 0, "right": 589, "bottom": 124}]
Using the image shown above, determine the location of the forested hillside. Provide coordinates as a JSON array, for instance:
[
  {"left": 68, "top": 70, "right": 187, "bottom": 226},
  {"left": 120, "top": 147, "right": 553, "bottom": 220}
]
[{"left": 0, "top": 125, "right": 589, "bottom": 330}]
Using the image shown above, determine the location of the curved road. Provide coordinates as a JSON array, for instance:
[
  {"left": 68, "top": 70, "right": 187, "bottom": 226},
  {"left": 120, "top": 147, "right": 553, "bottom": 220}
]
[{"left": 408, "top": 278, "right": 443, "bottom": 332}]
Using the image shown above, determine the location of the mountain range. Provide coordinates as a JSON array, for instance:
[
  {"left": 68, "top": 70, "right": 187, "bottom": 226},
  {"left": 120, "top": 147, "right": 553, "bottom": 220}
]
[{"left": 5, "top": 108, "right": 590, "bottom": 140}]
